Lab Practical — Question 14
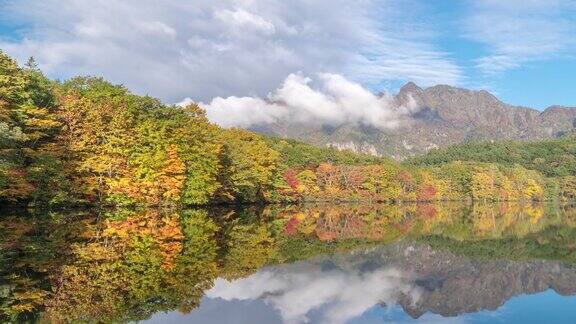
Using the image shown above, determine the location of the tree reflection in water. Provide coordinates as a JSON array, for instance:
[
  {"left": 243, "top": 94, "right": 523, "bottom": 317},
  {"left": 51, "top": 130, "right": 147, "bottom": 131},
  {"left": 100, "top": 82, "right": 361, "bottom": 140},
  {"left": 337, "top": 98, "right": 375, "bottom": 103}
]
[{"left": 1, "top": 202, "right": 576, "bottom": 322}]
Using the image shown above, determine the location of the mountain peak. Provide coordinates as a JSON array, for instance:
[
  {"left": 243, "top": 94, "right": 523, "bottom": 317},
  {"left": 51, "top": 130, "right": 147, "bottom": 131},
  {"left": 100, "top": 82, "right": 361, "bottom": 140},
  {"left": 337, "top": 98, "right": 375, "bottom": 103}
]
[
  {"left": 397, "top": 82, "right": 424, "bottom": 107},
  {"left": 399, "top": 81, "right": 423, "bottom": 94}
]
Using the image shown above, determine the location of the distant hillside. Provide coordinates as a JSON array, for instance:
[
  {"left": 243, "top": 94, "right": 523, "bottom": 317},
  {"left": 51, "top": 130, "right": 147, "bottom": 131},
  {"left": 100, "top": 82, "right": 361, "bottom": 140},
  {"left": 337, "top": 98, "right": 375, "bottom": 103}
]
[
  {"left": 255, "top": 82, "right": 576, "bottom": 159},
  {"left": 264, "top": 136, "right": 392, "bottom": 168},
  {"left": 406, "top": 137, "right": 576, "bottom": 177}
]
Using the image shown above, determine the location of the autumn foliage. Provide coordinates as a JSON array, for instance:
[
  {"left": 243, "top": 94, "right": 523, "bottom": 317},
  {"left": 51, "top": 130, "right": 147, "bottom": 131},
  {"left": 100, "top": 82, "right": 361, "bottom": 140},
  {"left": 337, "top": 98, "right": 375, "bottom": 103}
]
[{"left": 1, "top": 50, "right": 575, "bottom": 208}]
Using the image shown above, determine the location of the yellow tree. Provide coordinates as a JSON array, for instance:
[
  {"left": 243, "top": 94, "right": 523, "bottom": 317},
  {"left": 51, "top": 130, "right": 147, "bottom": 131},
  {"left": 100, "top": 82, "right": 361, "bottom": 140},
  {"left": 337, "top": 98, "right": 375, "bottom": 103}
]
[
  {"left": 296, "top": 169, "right": 319, "bottom": 195},
  {"left": 160, "top": 145, "right": 187, "bottom": 203},
  {"left": 471, "top": 171, "right": 495, "bottom": 202},
  {"left": 524, "top": 178, "right": 544, "bottom": 201}
]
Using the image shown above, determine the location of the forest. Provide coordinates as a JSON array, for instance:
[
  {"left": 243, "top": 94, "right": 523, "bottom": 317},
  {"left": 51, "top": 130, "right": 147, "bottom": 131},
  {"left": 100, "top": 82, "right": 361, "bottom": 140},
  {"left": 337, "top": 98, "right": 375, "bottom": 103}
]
[
  {"left": 1, "top": 50, "right": 576, "bottom": 208},
  {"left": 407, "top": 137, "right": 576, "bottom": 177}
]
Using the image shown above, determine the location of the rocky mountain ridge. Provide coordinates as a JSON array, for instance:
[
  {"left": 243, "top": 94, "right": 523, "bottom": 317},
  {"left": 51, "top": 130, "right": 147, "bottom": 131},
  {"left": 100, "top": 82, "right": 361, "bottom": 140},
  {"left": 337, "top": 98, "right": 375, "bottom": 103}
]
[
  {"left": 328, "top": 242, "right": 576, "bottom": 318},
  {"left": 255, "top": 82, "right": 576, "bottom": 159}
]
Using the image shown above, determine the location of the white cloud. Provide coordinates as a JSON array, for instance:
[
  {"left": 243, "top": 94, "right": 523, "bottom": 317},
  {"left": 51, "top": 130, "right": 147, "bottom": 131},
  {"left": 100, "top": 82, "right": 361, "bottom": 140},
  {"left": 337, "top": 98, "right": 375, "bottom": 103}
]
[
  {"left": 464, "top": 0, "right": 576, "bottom": 75},
  {"left": 207, "top": 264, "right": 420, "bottom": 324},
  {"left": 196, "top": 72, "right": 417, "bottom": 129},
  {"left": 202, "top": 96, "right": 285, "bottom": 128},
  {"left": 0, "top": 0, "right": 462, "bottom": 103},
  {"left": 215, "top": 9, "right": 276, "bottom": 35}
]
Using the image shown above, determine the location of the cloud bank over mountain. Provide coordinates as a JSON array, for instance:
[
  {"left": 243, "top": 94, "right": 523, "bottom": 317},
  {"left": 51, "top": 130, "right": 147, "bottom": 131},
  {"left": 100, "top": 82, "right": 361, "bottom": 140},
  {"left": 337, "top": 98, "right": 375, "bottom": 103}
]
[{"left": 191, "top": 73, "right": 417, "bottom": 129}]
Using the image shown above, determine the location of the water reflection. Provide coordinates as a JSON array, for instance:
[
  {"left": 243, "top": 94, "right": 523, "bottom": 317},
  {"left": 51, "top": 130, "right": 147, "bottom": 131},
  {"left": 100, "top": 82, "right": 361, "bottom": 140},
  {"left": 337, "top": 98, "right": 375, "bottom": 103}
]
[
  {"left": 209, "top": 264, "right": 416, "bottom": 324},
  {"left": 182, "top": 242, "right": 576, "bottom": 323},
  {"left": 1, "top": 202, "right": 576, "bottom": 323}
]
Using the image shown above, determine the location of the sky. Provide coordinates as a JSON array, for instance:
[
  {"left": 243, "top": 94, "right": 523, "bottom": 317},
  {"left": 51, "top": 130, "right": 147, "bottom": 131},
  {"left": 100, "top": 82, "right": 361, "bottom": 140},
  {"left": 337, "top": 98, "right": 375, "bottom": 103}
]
[{"left": 1, "top": 0, "right": 575, "bottom": 113}]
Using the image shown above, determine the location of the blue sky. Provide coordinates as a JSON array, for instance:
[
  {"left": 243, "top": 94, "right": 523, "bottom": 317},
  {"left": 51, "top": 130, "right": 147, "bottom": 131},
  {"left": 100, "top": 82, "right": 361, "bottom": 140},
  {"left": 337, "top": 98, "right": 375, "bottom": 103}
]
[{"left": 0, "top": 0, "right": 575, "bottom": 110}]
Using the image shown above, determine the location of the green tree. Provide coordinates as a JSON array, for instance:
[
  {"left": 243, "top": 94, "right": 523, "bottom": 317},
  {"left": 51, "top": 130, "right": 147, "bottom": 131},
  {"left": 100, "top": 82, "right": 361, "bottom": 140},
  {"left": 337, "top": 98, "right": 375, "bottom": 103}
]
[{"left": 217, "top": 129, "right": 280, "bottom": 203}]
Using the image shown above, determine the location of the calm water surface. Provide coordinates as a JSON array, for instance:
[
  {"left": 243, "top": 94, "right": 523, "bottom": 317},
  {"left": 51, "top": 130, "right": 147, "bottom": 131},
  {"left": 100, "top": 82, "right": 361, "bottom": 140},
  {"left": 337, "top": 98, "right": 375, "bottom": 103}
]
[{"left": 2, "top": 203, "right": 576, "bottom": 323}]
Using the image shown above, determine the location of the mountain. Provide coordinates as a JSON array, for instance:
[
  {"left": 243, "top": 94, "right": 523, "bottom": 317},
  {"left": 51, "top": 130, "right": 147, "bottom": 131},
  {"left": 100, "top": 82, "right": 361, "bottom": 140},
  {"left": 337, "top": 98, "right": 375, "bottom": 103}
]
[
  {"left": 209, "top": 240, "right": 576, "bottom": 321},
  {"left": 254, "top": 82, "right": 576, "bottom": 159},
  {"left": 388, "top": 243, "right": 576, "bottom": 318},
  {"left": 325, "top": 242, "right": 576, "bottom": 319}
]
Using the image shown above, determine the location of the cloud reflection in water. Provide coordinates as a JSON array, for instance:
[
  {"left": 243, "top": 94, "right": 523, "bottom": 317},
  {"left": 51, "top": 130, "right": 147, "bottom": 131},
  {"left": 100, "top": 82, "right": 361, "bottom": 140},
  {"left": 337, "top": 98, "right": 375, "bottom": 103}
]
[{"left": 206, "top": 262, "right": 421, "bottom": 324}]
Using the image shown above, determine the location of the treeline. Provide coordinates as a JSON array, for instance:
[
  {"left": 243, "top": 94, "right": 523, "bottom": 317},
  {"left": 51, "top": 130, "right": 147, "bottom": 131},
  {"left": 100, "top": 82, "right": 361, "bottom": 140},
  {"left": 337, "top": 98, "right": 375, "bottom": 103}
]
[
  {"left": 1, "top": 50, "right": 575, "bottom": 207},
  {"left": 407, "top": 137, "right": 576, "bottom": 177},
  {"left": 281, "top": 160, "right": 574, "bottom": 202}
]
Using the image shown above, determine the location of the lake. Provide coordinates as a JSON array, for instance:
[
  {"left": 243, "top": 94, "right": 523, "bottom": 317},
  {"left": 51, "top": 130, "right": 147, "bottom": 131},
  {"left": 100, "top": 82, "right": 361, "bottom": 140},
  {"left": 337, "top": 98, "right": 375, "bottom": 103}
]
[{"left": 2, "top": 202, "right": 576, "bottom": 323}]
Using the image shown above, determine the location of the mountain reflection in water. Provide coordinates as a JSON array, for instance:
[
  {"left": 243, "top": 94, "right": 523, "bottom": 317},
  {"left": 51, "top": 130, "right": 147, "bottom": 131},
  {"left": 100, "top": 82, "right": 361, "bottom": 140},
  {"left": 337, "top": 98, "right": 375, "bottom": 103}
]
[{"left": 2, "top": 202, "right": 576, "bottom": 323}]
